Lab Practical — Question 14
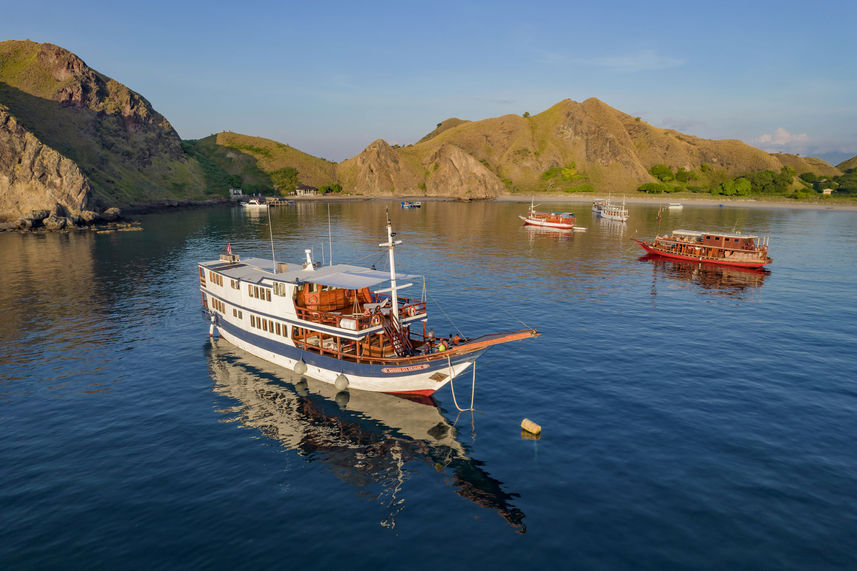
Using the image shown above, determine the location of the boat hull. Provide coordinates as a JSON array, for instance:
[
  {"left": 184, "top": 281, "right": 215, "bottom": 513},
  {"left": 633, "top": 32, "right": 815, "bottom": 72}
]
[
  {"left": 214, "top": 316, "right": 494, "bottom": 395},
  {"left": 519, "top": 215, "right": 574, "bottom": 230},
  {"left": 633, "top": 239, "right": 772, "bottom": 269}
]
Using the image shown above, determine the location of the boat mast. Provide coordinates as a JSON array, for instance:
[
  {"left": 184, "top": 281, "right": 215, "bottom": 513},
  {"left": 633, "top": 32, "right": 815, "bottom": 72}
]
[{"left": 380, "top": 209, "right": 403, "bottom": 323}]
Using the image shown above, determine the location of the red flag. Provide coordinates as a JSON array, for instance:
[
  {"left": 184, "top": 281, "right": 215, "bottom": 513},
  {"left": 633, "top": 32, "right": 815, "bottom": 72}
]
[{"left": 227, "top": 243, "right": 232, "bottom": 254}]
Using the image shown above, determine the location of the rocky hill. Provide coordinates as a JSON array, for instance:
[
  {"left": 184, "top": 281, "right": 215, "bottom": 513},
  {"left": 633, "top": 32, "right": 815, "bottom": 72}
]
[
  {"left": 0, "top": 40, "right": 207, "bottom": 221},
  {"left": 2, "top": 40, "right": 849, "bottom": 214},
  {"left": 338, "top": 98, "right": 843, "bottom": 196}
]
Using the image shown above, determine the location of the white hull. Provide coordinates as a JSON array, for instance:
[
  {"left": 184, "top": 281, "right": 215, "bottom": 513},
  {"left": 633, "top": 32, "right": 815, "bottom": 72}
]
[
  {"left": 217, "top": 326, "right": 474, "bottom": 394},
  {"left": 518, "top": 215, "right": 574, "bottom": 230}
]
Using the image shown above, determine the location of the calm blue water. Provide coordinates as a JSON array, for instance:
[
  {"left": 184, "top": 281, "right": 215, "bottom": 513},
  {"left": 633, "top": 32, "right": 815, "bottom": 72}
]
[{"left": 2, "top": 200, "right": 856, "bottom": 568}]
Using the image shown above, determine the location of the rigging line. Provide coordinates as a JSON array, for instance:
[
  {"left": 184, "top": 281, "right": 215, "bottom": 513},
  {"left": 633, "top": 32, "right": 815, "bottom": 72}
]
[
  {"left": 496, "top": 303, "right": 531, "bottom": 329},
  {"left": 426, "top": 289, "right": 464, "bottom": 337}
]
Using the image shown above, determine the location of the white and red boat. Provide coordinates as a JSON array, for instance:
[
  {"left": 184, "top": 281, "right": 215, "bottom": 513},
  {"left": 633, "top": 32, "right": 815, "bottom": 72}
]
[
  {"left": 633, "top": 229, "right": 772, "bottom": 269},
  {"left": 519, "top": 199, "right": 575, "bottom": 230},
  {"left": 199, "top": 214, "right": 539, "bottom": 396}
]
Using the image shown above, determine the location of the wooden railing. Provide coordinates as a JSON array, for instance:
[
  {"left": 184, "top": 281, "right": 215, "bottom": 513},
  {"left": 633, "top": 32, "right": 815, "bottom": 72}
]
[{"left": 294, "top": 295, "right": 427, "bottom": 332}]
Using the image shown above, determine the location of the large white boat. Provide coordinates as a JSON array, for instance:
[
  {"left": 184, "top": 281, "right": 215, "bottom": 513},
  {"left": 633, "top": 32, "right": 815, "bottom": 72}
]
[
  {"left": 199, "top": 214, "right": 539, "bottom": 396},
  {"left": 241, "top": 199, "right": 268, "bottom": 209}
]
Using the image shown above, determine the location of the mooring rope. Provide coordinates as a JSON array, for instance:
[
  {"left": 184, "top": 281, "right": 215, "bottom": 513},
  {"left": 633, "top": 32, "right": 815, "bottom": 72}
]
[{"left": 448, "top": 355, "right": 475, "bottom": 412}]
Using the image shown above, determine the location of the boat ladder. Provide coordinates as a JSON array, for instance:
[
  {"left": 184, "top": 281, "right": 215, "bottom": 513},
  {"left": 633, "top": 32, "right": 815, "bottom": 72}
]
[{"left": 380, "top": 312, "right": 414, "bottom": 357}]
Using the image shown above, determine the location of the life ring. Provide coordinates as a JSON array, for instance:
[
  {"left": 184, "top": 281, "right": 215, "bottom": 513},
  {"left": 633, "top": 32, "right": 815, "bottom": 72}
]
[
  {"left": 307, "top": 294, "right": 318, "bottom": 305},
  {"left": 407, "top": 306, "right": 417, "bottom": 317},
  {"left": 371, "top": 314, "right": 381, "bottom": 326}
]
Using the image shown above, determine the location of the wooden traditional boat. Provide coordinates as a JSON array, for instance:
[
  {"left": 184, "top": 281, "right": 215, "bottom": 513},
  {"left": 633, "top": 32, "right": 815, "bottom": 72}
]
[
  {"left": 633, "top": 229, "right": 772, "bottom": 269},
  {"left": 519, "top": 199, "right": 575, "bottom": 230},
  {"left": 199, "top": 213, "right": 539, "bottom": 395}
]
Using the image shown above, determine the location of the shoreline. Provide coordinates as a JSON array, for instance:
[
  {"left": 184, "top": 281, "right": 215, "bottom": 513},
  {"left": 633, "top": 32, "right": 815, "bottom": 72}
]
[{"left": 490, "top": 193, "right": 857, "bottom": 211}]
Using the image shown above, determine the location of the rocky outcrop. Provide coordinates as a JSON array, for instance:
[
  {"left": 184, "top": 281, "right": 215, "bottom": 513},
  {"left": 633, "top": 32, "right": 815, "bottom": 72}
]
[
  {"left": 0, "top": 105, "right": 93, "bottom": 221},
  {"left": 424, "top": 144, "right": 505, "bottom": 198},
  {"left": 0, "top": 40, "right": 206, "bottom": 216},
  {"left": 338, "top": 139, "right": 421, "bottom": 194}
]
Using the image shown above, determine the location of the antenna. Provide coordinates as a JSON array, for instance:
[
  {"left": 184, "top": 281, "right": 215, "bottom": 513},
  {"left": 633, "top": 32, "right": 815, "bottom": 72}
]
[
  {"left": 267, "top": 204, "right": 276, "bottom": 274},
  {"left": 328, "top": 203, "right": 333, "bottom": 266}
]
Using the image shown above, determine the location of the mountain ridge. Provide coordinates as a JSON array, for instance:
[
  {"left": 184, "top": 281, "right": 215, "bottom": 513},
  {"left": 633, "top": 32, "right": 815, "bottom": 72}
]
[{"left": 1, "top": 39, "right": 851, "bottom": 223}]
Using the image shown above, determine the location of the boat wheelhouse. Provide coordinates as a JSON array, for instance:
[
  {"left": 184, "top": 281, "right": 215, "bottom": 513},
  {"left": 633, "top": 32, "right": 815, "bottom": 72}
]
[
  {"left": 199, "top": 216, "right": 538, "bottom": 396},
  {"left": 633, "top": 229, "right": 772, "bottom": 269},
  {"left": 519, "top": 199, "right": 575, "bottom": 230}
]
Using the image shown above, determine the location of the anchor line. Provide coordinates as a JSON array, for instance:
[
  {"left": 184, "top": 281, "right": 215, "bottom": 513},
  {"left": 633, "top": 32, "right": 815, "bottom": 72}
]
[{"left": 448, "top": 355, "right": 476, "bottom": 413}]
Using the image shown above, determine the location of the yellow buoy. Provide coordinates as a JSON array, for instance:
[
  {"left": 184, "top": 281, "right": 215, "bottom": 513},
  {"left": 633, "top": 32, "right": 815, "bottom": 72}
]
[{"left": 521, "top": 418, "right": 541, "bottom": 436}]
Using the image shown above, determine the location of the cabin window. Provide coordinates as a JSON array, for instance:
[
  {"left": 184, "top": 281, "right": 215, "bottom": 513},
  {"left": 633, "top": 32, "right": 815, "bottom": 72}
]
[
  {"left": 266, "top": 290, "right": 271, "bottom": 302},
  {"left": 273, "top": 283, "right": 287, "bottom": 296},
  {"left": 250, "top": 315, "right": 256, "bottom": 327},
  {"left": 231, "top": 279, "right": 239, "bottom": 289},
  {"left": 276, "top": 323, "right": 281, "bottom": 335}
]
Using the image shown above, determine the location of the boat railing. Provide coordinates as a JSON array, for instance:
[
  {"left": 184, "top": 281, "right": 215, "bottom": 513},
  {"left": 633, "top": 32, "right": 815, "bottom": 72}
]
[{"left": 294, "top": 295, "right": 427, "bottom": 332}]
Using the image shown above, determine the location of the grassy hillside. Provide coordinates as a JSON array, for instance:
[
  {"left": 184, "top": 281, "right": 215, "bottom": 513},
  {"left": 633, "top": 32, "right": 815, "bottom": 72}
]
[
  {"left": 0, "top": 40, "right": 208, "bottom": 207},
  {"left": 185, "top": 132, "right": 337, "bottom": 195},
  {"left": 837, "top": 155, "right": 857, "bottom": 172}
]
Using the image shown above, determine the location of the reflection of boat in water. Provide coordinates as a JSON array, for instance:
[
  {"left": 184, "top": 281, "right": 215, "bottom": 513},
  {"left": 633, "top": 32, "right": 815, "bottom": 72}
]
[
  {"left": 639, "top": 254, "right": 768, "bottom": 296},
  {"left": 207, "top": 342, "right": 526, "bottom": 531},
  {"left": 523, "top": 224, "right": 573, "bottom": 241}
]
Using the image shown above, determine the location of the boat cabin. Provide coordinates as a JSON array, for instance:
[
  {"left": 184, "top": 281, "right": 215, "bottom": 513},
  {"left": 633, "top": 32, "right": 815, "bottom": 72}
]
[{"left": 670, "top": 230, "right": 761, "bottom": 251}]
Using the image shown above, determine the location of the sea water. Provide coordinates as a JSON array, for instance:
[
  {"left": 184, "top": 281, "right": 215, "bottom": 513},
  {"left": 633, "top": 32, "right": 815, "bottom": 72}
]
[{"left": 1, "top": 200, "right": 856, "bottom": 568}]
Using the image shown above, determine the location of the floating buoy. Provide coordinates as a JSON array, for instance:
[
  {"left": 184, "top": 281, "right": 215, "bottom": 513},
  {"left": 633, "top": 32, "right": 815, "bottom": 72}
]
[
  {"left": 334, "top": 373, "right": 349, "bottom": 391},
  {"left": 521, "top": 418, "right": 541, "bottom": 436},
  {"left": 294, "top": 359, "right": 307, "bottom": 375}
]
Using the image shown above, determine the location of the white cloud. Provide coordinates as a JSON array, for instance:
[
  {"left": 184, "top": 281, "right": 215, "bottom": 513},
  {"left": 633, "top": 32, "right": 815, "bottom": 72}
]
[
  {"left": 756, "top": 128, "right": 808, "bottom": 146},
  {"left": 576, "top": 49, "right": 685, "bottom": 72}
]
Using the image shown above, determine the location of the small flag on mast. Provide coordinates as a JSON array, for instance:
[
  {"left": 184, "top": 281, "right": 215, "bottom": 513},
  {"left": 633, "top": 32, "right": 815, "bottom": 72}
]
[{"left": 227, "top": 243, "right": 232, "bottom": 254}]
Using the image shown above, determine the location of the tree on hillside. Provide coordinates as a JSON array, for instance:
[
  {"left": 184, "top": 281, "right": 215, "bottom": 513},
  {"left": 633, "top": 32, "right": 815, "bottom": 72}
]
[
  {"left": 270, "top": 167, "right": 299, "bottom": 195},
  {"left": 649, "top": 164, "right": 674, "bottom": 182}
]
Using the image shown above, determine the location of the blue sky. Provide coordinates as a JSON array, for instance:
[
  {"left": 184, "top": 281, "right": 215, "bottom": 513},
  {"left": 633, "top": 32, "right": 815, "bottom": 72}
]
[{"left": 4, "top": 0, "right": 856, "bottom": 164}]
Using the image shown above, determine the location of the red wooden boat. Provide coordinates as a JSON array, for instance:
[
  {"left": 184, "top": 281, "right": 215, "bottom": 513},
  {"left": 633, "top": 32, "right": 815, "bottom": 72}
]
[
  {"left": 519, "top": 199, "right": 575, "bottom": 230},
  {"left": 633, "top": 229, "right": 772, "bottom": 269}
]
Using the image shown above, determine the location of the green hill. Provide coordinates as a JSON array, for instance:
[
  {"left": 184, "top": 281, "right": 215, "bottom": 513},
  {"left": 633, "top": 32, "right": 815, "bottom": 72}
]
[
  {"left": 183, "top": 132, "right": 337, "bottom": 195},
  {"left": 837, "top": 155, "right": 857, "bottom": 172}
]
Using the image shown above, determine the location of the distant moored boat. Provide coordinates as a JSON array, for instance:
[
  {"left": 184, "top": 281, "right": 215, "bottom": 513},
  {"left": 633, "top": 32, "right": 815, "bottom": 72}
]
[{"left": 633, "top": 229, "right": 772, "bottom": 269}]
